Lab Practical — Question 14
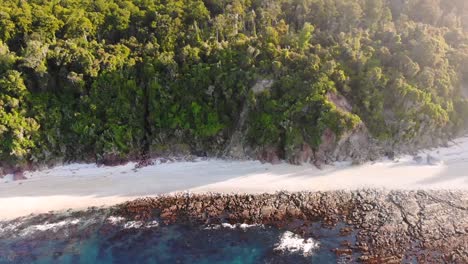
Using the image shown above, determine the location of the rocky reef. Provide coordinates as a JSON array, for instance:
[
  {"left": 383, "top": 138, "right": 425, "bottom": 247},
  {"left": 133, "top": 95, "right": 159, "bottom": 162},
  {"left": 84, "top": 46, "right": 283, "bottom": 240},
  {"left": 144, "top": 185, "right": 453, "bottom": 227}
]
[{"left": 115, "top": 190, "right": 468, "bottom": 263}]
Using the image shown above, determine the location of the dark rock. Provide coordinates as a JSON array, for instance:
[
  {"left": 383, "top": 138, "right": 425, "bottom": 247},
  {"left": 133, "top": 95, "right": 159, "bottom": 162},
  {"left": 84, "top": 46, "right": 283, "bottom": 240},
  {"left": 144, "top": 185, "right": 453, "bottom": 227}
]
[
  {"left": 386, "top": 151, "right": 395, "bottom": 160},
  {"left": 114, "top": 190, "right": 468, "bottom": 263},
  {"left": 314, "top": 128, "right": 336, "bottom": 165},
  {"left": 340, "top": 226, "right": 353, "bottom": 236},
  {"left": 427, "top": 154, "right": 442, "bottom": 165},
  {"left": 135, "top": 159, "right": 154, "bottom": 169},
  {"left": 99, "top": 154, "right": 131, "bottom": 166},
  {"left": 413, "top": 155, "right": 424, "bottom": 164},
  {"left": 258, "top": 147, "right": 281, "bottom": 165},
  {"left": 332, "top": 248, "right": 353, "bottom": 255},
  {"left": 192, "top": 150, "right": 207, "bottom": 157},
  {"left": 260, "top": 206, "right": 274, "bottom": 218},
  {"left": 289, "top": 143, "right": 313, "bottom": 165},
  {"left": 13, "top": 171, "right": 27, "bottom": 181},
  {"left": 340, "top": 240, "right": 352, "bottom": 247}
]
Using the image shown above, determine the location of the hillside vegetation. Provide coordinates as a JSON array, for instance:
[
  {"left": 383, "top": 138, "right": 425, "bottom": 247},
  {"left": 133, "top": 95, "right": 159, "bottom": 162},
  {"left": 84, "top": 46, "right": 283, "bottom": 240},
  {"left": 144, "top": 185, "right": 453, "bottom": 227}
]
[{"left": 1, "top": 0, "right": 468, "bottom": 169}]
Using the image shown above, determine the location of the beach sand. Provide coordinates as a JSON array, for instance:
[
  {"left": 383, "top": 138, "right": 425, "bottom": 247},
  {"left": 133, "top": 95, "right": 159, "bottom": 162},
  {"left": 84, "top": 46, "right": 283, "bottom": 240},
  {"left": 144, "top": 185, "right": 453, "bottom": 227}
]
[{"left": 1, "top": 136, "right": 468, "bottom": 220}]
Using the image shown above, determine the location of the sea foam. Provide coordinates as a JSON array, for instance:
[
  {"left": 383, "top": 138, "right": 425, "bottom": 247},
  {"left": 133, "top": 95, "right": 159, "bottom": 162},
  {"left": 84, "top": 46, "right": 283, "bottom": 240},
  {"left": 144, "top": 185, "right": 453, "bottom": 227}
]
[
  {"left": 274, "top": 231, "right": 319, "bottom": 257},
  {"left": 19, "top": 219, "right": 80, "bottom": 237},
  {"left": 204, "top": 223, "right": 263, "bottom": 230}
]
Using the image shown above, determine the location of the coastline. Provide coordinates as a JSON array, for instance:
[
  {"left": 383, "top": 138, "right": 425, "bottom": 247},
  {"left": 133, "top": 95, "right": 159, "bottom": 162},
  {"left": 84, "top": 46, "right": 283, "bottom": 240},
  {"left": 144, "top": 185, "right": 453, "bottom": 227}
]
[
  {"left": 113, "top": 190, "right": 468, "bottom": 263},
  {"left": 1, "top": 136, "right": 468, "bottom": 220},
  {"left": 3, "top": 190, "right": 466, "bottom": 263}
]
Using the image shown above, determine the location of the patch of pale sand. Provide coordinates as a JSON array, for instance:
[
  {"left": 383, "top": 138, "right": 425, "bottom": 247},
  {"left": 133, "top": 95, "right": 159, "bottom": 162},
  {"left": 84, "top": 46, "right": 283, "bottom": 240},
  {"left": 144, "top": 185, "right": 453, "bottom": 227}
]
[
  {"left": 1, "top": 196, "right": 141, "bottom": 221},
  {"left": 1, "top": 136, "right": 468, "bottom": 220}
]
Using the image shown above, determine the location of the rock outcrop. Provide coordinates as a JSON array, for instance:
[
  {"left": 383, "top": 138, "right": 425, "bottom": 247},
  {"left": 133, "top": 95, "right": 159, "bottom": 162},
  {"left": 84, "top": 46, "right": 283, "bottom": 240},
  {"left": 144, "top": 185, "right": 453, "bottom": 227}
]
[
  {"left": 116, "top": 190, "right": 468, "bottom": 263},
  {"left": 223, "top": 79, "right": 274, "bottom": 160},
  {"left": 289, "top": 143, "right": 313, "bottom": 165},
  {"left": 13, "top": 171, "right": 27, "bottom": 181},
  {"left": 258, "top": 147, "right": 281, "bottom": 164},
  {"left": 264, "top": 91, "right": 377, "bottom": 167},
  {"left": 313, "top": 93, "right": 376, "bottom": 166}
]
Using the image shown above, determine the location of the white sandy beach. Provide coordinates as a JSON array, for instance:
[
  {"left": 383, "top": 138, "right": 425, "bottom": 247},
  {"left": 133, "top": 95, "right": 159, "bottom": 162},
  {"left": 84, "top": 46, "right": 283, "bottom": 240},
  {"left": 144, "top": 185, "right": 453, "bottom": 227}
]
[{"left": 1, "top": 136, "right": 468, "bottom": 220}]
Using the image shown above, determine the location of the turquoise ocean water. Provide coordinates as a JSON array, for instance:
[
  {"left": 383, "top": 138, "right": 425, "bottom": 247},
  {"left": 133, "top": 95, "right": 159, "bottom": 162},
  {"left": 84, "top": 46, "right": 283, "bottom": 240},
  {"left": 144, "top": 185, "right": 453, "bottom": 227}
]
[{"left": 0, "top": 210, "right": 357, "bottom": 264}]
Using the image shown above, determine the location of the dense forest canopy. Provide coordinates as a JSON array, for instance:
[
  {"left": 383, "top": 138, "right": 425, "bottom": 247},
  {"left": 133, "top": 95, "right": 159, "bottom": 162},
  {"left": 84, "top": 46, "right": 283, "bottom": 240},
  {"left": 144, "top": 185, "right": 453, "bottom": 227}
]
[{"left": 1, "top": 0, "right": 468, "bottom": 168}]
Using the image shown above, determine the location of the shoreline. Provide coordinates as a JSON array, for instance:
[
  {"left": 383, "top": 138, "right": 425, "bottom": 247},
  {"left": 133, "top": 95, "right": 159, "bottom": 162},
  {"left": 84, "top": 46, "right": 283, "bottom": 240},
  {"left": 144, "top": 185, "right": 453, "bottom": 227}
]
[
  {"left": 3, "top": 190, "right": 466, "bottom": 263},
  {"left": 114, "top": 190, "right": 468, "bottom": 263},
  {"left": 1, "top": 136, "right": 468, "bottom": 220}
]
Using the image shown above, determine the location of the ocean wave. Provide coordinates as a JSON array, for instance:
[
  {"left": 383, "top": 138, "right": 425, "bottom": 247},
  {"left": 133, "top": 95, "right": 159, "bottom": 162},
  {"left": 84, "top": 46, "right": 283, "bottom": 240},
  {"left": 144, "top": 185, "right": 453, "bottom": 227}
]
[
  {"left": 204, "top": 223, "right": 263, "bottom": 230},
  {"left": 274, "top": 231, "right": 319, "bottom": 257},
  {"left": 19, "top": 219, "right": 80, "bottom": 237},
  {"left": 107, "top": 216, "right": 126, "bottom": 225},
  {"left": 106, "top": 216, "right": 159, "bottom": 229},
  {"left": 123, "top": 221, "right": 144, "bottom": 229},
  {"left": 0, "top": 222, "right": 20, "bottom": 234},
  {"left": 145, "top": 220, "right": 159, "bottom": 228},
  {"left": 123, "top": 220, "right": 160, "bottom": 229}
]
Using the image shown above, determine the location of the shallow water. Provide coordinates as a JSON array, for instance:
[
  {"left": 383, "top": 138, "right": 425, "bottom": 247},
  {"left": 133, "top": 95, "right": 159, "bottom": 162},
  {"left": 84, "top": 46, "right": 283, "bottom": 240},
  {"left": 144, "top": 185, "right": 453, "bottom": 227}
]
[{"left": 0, "top": 210, "right": 358, "bottom": 264}]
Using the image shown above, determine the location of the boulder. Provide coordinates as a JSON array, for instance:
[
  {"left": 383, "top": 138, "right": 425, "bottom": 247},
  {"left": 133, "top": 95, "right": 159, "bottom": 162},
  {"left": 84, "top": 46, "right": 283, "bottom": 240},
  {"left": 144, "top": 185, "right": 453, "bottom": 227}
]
[
  {"left": 386, "top": 151, "right": 395, "bottom": 160},
  {"left": 13, "top": 171, "right": 27, "bottom": 181},
  {"left": 314, "top": 92, "right": 375, "bottom": 165},
  {"left": 427, "top": 154, "right": 442, "bottom": 165},
  {"left": 100, "top": 153, "right": 129, "bottom": 166},
  {"left": 314, "top": 123, "right": 373, "bottom": 166},
  {"left": 289, "top": 143, "right": 313, "bottom": 165},
  {"left": 314, "top": 128, "right": 337, "bottom": 165},
  {"left": 413, "top": 155, "right": 424, "bottom": 164},
  {"left": 258, "top": 147, "right": 281, "bottom": 165}
]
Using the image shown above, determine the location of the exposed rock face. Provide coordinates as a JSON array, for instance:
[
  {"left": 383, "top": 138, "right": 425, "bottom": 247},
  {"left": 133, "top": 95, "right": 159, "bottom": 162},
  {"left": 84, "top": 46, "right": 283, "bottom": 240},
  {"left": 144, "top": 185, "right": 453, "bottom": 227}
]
[
  {"left": 224, "top": 79, "right": 274, "bottom": 160},
  {"left": 116, "top": 190, "right": 468, "bottom": 263},
  {"left": 332, "top": 123, "right": 374, "bottom": 163},
  {"left": 0, "top": 163, "right": 38, "bottom": 179},
  {"left": 251, "top": 79, "right": 274, "bottom": 94},
  {"left": 413, "top": 155, "right": 424, "bottom": 164},
  {"left": 314, "top": 128, "right": 339, "bottom": 165},
  {"left": 223, "top": 102, "right": 250, "bottom": 159},
  {"left": 258, "top": 147, "right": 281, "bottom": 164},
  {"left": 404, "top": 127, "right": 449, "bottom": 153},
  {"left": 13, "top": 171, "right": 27, "bottom": 181},
  {"left": 289, "top": 143, "right": 313, "bottom": 165},
  {"left": 99, "top": 153, "right": 132, "bottom": 166},
  {"left": 461, "top": 85, "right": 468, "bottom": 99},
  {"left": 257, "top": 91, "right": 377, "bottom": 167},
  {"left": 314, "top": 93, "right": 375, "bottom": 165},
  {"left": 327, "top": 92, "right": 353, "bottom": 112}
]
